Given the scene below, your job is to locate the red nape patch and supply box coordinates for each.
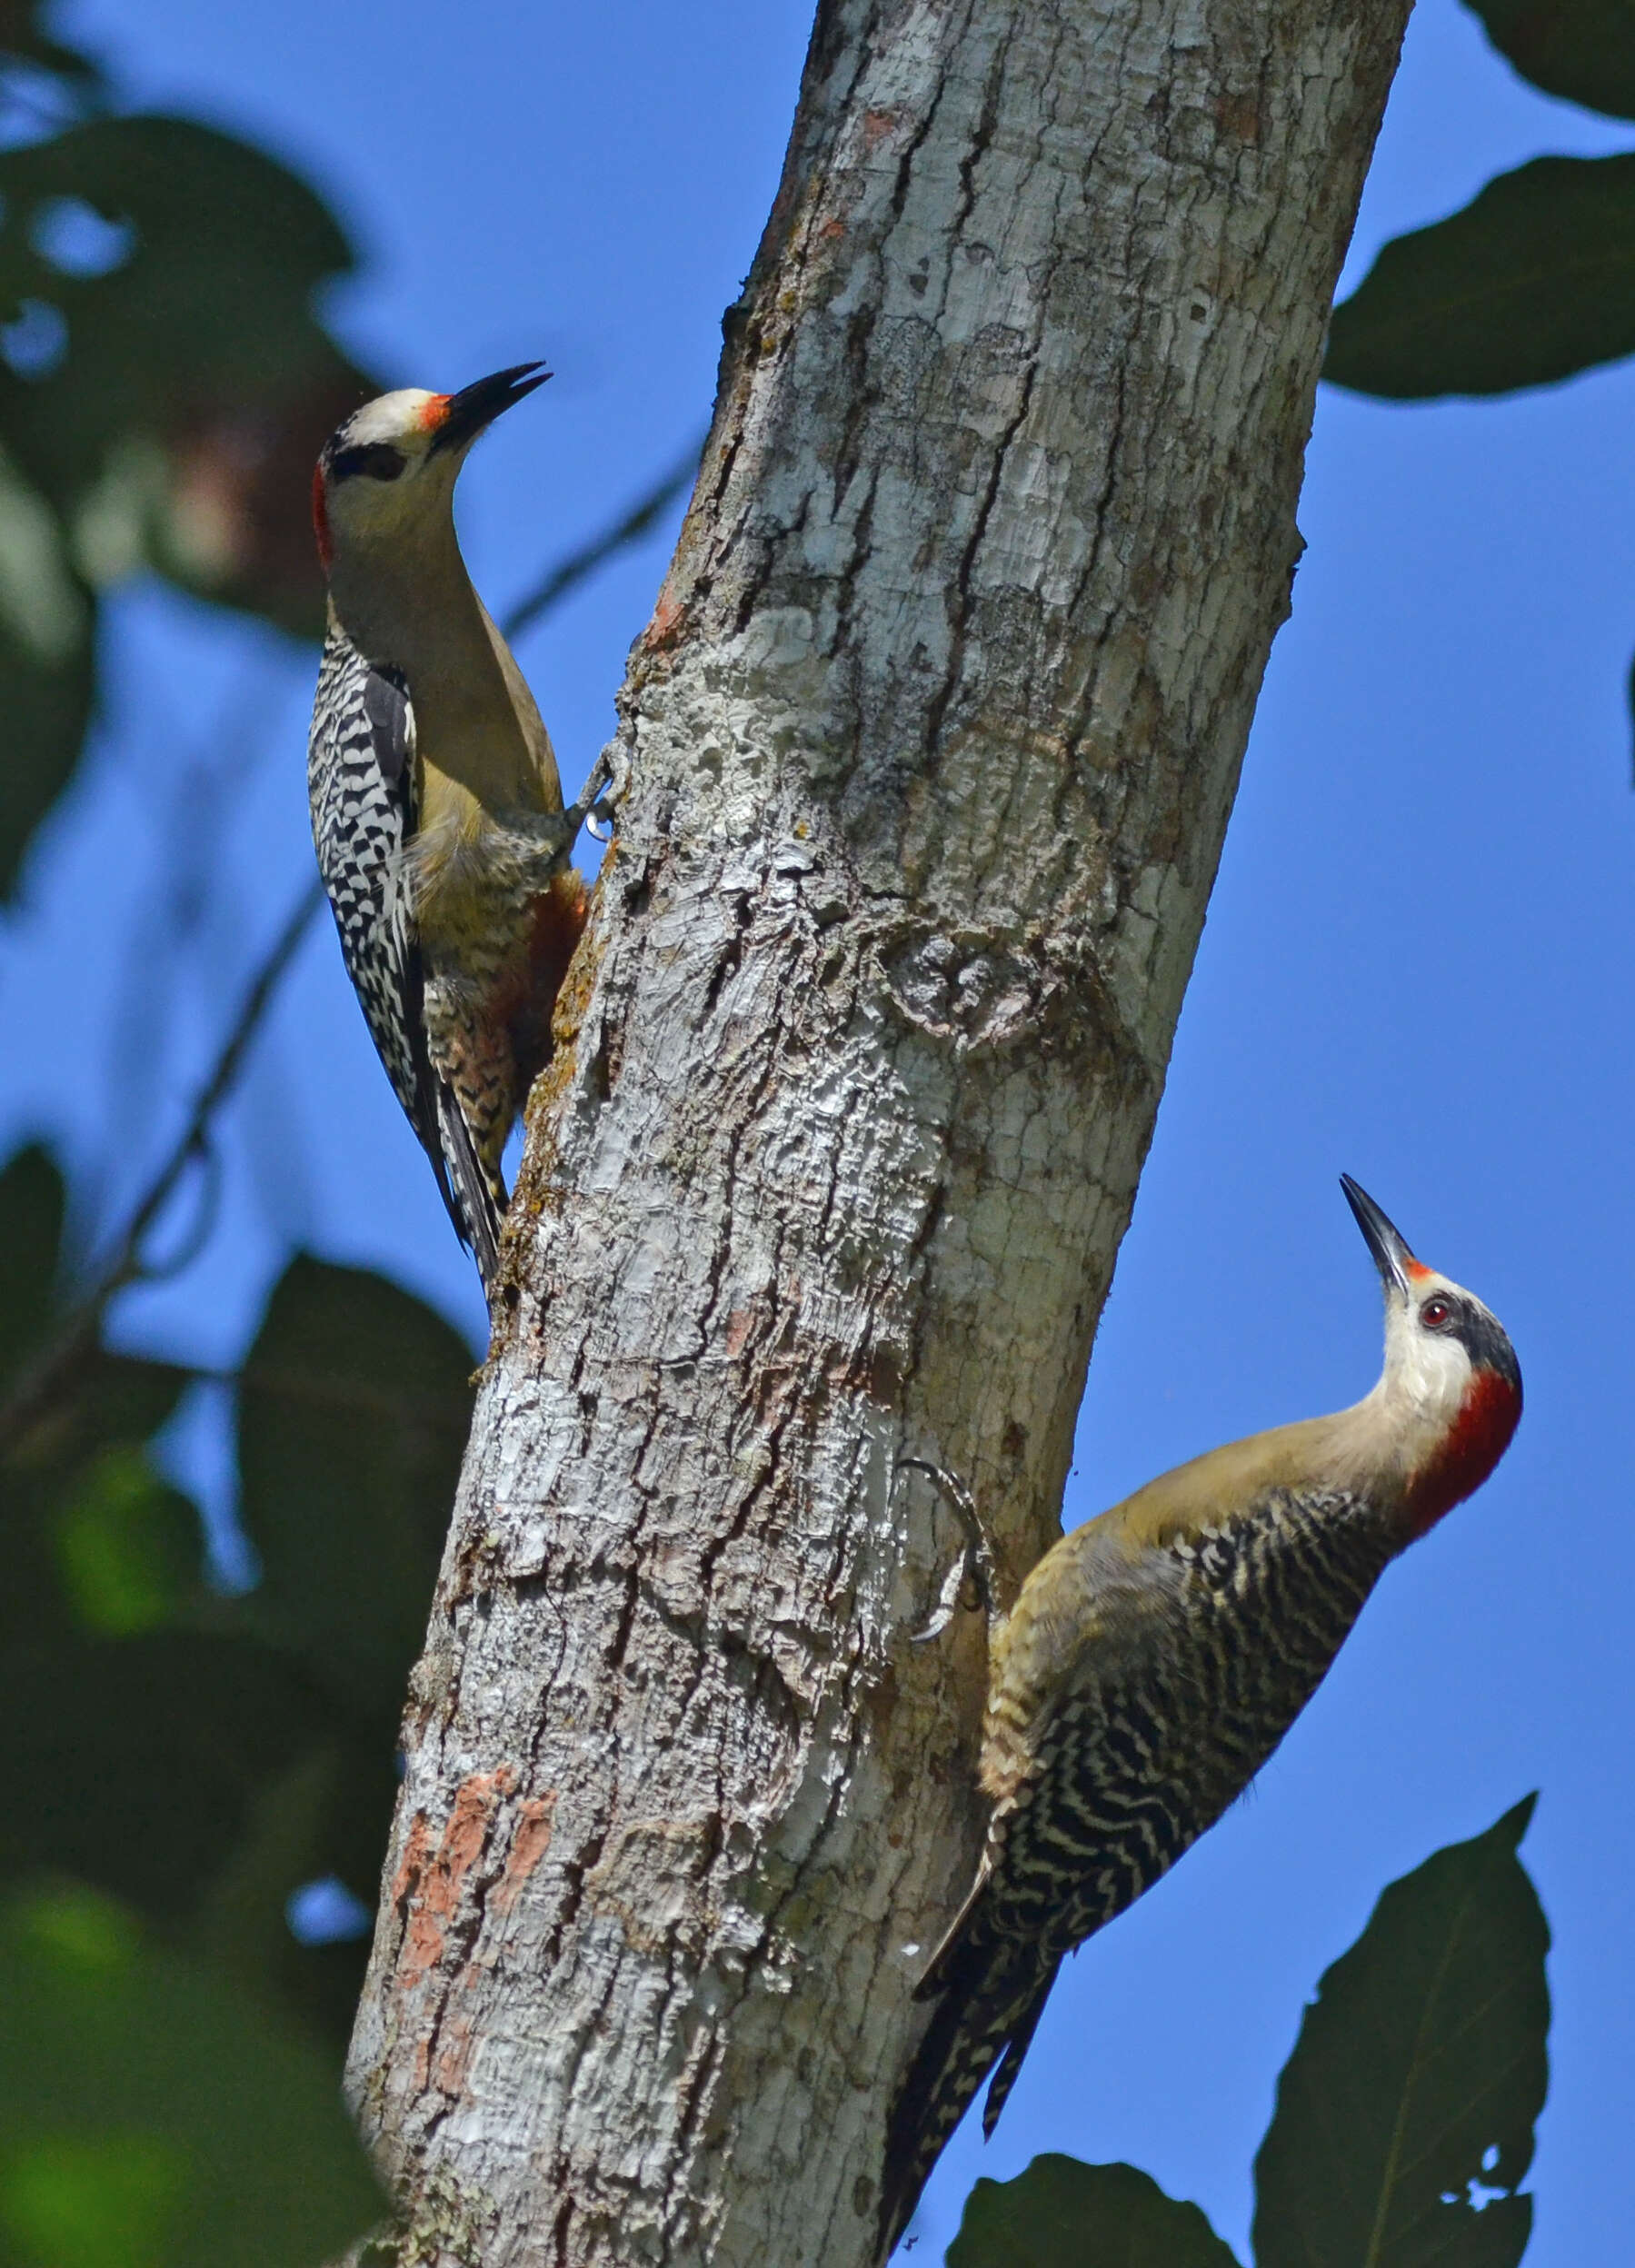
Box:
[311,462,332,572]
[419,393,452,432]
[1404,1368,1522,1539]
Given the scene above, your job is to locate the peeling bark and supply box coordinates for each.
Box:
[344,3,1410,2262]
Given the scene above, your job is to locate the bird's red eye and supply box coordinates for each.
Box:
[1421,1298,1452,1328]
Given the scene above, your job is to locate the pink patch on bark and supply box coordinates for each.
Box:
[395,1766,520,1979]
[493,1793,559,1917]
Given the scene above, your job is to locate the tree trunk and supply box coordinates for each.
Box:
[344,2,1409,2261]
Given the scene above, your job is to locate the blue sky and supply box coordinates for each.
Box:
[11,2,1634,2259]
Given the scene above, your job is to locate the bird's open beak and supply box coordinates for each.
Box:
[428,361,551,456]
[1340,1174,1417,1298]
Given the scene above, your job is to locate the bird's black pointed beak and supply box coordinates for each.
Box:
[1340,1174,1417,1298]
[428,360,551,456]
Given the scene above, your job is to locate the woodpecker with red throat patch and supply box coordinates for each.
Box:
[308,363,587,1288]
[880,1178,1521,2255]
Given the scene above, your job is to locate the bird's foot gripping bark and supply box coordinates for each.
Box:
[897,1458,1000,1644]
[570,737,630,844]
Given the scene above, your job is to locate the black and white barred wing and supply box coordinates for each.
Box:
[307,625,497,1277]
[308,627,423,1117]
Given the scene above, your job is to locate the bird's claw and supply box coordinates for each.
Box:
[898,1457,998,1643]
[568,741,632,849]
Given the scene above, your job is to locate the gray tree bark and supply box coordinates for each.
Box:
[344,2,1409,2262]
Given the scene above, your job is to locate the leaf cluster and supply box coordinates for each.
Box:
[1328,0,1635,400]
[946,1801,1550,2268]
[0,1141,479,2264]
[0,1,382,900]
[1323,3,1635,773]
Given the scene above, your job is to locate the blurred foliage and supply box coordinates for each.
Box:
[0,4,1572,2261]
[0,1880,383,2267]
[0,1,380,900]
[0,1138,474,2254]
[947,1803,1550,2268]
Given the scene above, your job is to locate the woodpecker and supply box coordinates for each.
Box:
[880,1178,1521,2254]
[307,363,587,1288]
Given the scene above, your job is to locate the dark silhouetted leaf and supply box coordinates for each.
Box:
[0,108,382,879]
[0,114,354,429]
[192,1750,373,2054]
[1253,1797,1548,2268]
[0,2,107,101]
[0,115,374,631]
[948,2155,1241,2268]
[0,579,95,900]
[1326,155,1635,398]
[1463,0,1635,122]
[0,1146,62,1391]
[237,1256,474,1725]
[0,1139,190,1597]
[59,1351,192,1462]
[0,1634,330,1921]
[0,1880,381,2267]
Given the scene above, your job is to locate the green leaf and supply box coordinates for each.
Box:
[0,611,95,899]
[0,2133,187,2268]
[947,2155,1242,2268]
[0,1880,382,2268]
[51,1446,201,1634]
[1252,1797,1549,2268]
[236,1256,474,1726]
[1326,154,1635,398]
[0,1633,330,1922]
[3,1351,195,1642]
[1462,0,1635,123]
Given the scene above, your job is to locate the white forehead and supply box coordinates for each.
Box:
[342,388,444,448]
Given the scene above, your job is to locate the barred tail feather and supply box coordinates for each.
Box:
[434,1078,504,1289]
[878,1935,1059,2261]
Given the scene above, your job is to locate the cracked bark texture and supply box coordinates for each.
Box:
[344,3,1410,2263]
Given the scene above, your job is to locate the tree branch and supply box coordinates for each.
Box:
[500,433,703,644]
[346,4,1412,2263]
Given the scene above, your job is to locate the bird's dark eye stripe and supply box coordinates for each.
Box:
[330,443,406,483]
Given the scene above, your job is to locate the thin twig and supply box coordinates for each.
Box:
[0,883,324,1455]
[500,430,703,643]
[102,882,325,1293]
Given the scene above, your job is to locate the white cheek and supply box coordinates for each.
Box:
[1396,1328,1471,1423]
